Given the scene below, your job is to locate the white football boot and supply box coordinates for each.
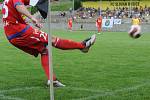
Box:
[81,34,96,53]
[47,80,66,87]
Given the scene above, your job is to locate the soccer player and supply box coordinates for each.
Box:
[96,16,102,33]
[1,0,96,87]
[128,15,141,38]
[67,18,72,31]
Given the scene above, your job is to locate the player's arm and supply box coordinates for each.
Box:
[15,4,42,28]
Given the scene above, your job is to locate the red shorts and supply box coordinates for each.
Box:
[8,24,48,57]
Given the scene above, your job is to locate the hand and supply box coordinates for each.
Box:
[31,17,43,29]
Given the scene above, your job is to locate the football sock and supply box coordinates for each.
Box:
[41,53,56,81]
[53,37,85,50]
[98,28,101,32]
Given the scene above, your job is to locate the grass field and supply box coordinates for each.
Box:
[1,29,150,100]
[51,0,73,11]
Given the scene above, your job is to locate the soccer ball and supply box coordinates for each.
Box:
[129,27,141,39]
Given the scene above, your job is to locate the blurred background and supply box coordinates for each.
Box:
[0,0,150,32]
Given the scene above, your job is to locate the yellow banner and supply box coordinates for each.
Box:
[110,1,140,7]
[82,1,150,10]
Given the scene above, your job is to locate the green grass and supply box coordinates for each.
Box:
[51,0,73,11]
[1,28,150,100]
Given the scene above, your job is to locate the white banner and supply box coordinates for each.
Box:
[102,19,114,28]
[114,19,122,24]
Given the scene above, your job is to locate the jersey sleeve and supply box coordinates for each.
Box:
[13,0,24,8]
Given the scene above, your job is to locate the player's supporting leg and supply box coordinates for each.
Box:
[99,25,102,33]
[98,27,101,33]
[52,34,96,53]
[41,49,65,87]
[128,25,134,34]
[41,50,56,81]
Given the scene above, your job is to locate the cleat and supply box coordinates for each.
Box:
[53,80,66,87]
[47,80,65,87]
[97,32,101,35]
[81,34,96,53]
[47,80,51,86]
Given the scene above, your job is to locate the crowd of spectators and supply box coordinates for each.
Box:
[107,6,150,18]
[74,6,150,20]
[75,7,97,19]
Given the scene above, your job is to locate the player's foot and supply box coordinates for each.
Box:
[97,32,101,35]
[81,34,96,53]
[53,80,66,87]
[47,80,66,87]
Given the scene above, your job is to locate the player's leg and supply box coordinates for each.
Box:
[133,25,141,38]
[99,24,102,32]
[135,25,141,35]
[98,26,101,33]
[68,24,72,30]
[52,34,96,53]
[128,25,135,34]
[70,24,72,30]
[41,49,65,87]
[52,36,84,50]
[41,49,56,81]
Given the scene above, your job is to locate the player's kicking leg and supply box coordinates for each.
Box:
[52,34,96,52]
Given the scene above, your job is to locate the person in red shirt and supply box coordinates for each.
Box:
[68,18,72,30]
[2,0,96,87]
[96,16,102,33]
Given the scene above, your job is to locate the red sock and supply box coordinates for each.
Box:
[41,53,56,81]
[98,27,101,32]
[53,38,85,50]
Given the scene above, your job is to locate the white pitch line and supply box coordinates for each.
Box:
[64,87,107,93]
[0,94,24,100]
[0,86,41,93]
[0,86,41,100]
[70,82,149,100]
